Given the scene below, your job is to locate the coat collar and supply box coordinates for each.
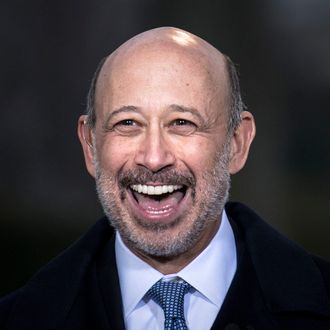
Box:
[225,202,330,316]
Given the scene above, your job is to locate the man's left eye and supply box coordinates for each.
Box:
[169,119,197,135]
[172,119,195,126]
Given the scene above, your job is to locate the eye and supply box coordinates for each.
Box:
[173,119,194,126]
[110,118,141,135]
[117,119,136,126]
[169,118,197,135]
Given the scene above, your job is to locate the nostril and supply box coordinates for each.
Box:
[134,131,175,172]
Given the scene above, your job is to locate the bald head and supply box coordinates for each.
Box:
[86,27,244,132]
[104,27,226,74]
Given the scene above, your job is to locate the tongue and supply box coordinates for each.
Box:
[133,191,184,211]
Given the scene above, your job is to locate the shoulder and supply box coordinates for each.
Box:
[0,217,114,329]
[225,201,330,320]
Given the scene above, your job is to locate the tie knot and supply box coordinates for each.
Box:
[147,279,191,319]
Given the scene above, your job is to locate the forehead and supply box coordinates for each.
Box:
[95,39,230,116]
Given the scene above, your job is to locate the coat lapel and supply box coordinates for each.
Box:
[96,236,126,330]
[211,216,279,330]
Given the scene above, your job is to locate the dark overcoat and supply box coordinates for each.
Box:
[1,202,330,329]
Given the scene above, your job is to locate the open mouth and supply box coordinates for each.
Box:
[127,183,189,221]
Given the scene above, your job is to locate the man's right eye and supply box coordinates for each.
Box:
[109,119,141,135]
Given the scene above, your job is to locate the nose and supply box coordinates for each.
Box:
[134,125,175,172]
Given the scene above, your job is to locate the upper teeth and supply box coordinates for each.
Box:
[130,184,183,195]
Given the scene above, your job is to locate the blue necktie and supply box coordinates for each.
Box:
[147,279,191,330]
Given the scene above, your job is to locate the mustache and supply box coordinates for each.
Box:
[118,167,196,188]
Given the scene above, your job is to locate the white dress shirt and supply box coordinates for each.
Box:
[115,210,237,330]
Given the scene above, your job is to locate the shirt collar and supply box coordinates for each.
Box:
[115,234,163,317]
[176,210,237,307]
[115,210,237,318]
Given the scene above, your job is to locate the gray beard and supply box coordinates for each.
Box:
[94,140,231,258]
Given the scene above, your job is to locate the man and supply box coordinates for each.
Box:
[1,27,329,330]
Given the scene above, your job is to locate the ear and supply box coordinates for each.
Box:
[229,111,256,174]
[77,115,96,178]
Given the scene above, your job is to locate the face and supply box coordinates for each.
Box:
[85,44,234,258]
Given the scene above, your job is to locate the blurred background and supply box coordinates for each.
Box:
[0,0,329,296]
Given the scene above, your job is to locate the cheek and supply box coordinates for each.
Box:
[175,137,219,170]
[96,137,136,171]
